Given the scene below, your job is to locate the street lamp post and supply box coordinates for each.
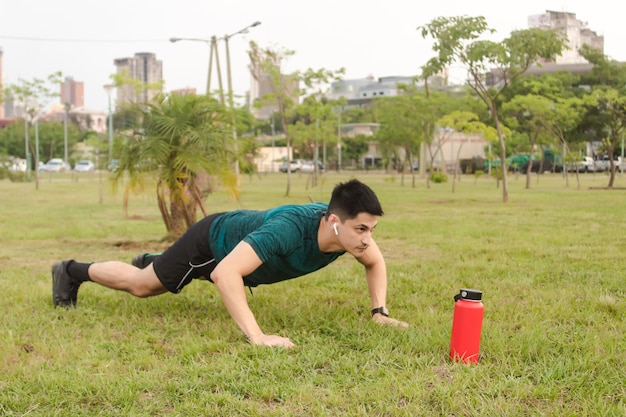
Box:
[223,21,261,178]
[34,115,40,189]
[103,85,114,166]
[24,117,30,181]
[337,108,342,172]
[223,22,261,108]
[170,22,261,178]
[96,148,103,204]
[63,103,70,168]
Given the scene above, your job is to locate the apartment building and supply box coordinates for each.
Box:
[248,54,299,120]
[113,52,163,106]
[60,76,85,107]
[529,10,604,65]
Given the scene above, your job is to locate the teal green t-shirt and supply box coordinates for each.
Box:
[208,203,345,287]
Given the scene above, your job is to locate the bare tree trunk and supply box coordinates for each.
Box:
[156,187,172,235]
[525,136,537,189]
[280,99,292,197]
[169,201,186,240]
[493,111,508,202]
[608,136,618,188]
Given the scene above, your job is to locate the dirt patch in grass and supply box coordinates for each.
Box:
[112,240,170,252]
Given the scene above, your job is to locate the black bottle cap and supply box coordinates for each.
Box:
[455,288,483,301]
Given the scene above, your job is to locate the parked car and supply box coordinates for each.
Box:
[300,160,325,173]
[108,159,120,172]
[567,156,598,173]
[279,159,303,173]
[41,158,70,172]
[74,160,95,172]
[596,155,622,172]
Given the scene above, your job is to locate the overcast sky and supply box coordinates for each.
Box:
[1,0,623,112]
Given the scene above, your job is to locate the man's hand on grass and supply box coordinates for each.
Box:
[248,333,295,348]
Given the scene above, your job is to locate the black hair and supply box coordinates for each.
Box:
[326,179,384,220]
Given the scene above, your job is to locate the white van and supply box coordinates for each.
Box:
[597,155,621,171]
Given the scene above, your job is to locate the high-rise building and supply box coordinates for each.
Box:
[60,76,84,107]
[248,54,299,120]
[528,10,604,65]
[113,52,163,106]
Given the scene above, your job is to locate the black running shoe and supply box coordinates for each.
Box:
[52,260,82,308]
[131,253,153,269]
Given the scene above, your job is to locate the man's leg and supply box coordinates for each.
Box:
[132,253,161,269]
[87,262,168,297]
[52,260,167,308]
[55,213,222,307]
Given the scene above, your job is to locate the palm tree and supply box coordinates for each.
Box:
[112,93,238,239]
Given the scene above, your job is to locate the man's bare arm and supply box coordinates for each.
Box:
[358,239,409,329]
[210,241,295,348]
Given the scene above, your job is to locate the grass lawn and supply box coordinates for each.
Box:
[1,170,625,416]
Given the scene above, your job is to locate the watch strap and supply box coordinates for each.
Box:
[371,307,389,317]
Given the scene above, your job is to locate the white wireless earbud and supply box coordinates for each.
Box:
[333,223,339,236]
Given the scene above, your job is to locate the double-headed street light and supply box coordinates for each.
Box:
[170,21,261,101]
[223,21,261,111]
[169,35,224,102]
[170,21,261,177]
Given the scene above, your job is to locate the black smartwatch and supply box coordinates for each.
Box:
[371,307,389,317]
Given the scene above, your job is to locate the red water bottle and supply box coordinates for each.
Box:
[450,288,484,364]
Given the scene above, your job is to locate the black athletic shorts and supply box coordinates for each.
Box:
[152,212,225,293]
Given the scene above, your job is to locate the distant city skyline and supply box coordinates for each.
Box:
[1,1,624,114]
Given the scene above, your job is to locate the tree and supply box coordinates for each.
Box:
[3,71,63,188]
[0,119,79,179]
[341,135,370,168]
[109,70,164,106]
[534,96,584,188]
[248,41,343,196]
[502,95,555,189]
[503,71,588,186]
[419,16,567,202]
[584,88,626,188]
[292,95,345,187]
[437,110,497,192]
[112,93,237,239]
[248,42,298,196]
[578,44,626,89]
[577,45,626,188]
[372,95,421,183]
[418,93,449,189]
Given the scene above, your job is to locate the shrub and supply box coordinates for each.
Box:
[473,170,485,184]
[430,171,448,183]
